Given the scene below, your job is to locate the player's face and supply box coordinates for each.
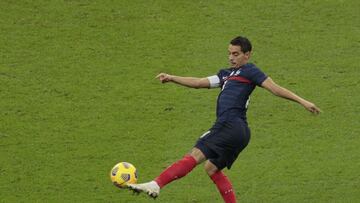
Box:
[228,45,250,68]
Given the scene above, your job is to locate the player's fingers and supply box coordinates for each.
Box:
[157,75,167,82]
[155,73,167,79]
[311,106,321,114]
[155,73,163,79]
[155,73,162,79]
[306,106,314,113]
[313,105,321,113]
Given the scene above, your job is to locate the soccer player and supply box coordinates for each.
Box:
[126,36,321,203]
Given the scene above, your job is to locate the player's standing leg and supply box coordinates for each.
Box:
[205,160,237,203]
[127,148,206,198]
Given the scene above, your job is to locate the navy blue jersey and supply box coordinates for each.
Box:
[207,63,268,122]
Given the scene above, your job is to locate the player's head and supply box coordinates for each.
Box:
[228,36,252,68]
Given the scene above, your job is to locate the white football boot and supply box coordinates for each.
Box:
[127,181,160,199]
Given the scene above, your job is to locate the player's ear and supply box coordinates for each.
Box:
[244,51,251,59]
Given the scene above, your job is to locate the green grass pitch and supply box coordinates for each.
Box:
[0,0,359,202]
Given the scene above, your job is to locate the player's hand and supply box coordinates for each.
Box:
[301,100,321,114]
[156,73,173,83]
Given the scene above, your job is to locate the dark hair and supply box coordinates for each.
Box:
[230,36,252,53]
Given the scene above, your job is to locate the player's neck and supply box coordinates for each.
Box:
[233,62,249,69]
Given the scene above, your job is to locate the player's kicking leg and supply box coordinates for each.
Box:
[127,148,206,199]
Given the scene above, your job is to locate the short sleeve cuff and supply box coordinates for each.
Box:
[258,75,268,86]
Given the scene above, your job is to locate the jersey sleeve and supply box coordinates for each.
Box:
[248,66,268,86]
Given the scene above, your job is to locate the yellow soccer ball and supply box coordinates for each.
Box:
[110,162,138,188]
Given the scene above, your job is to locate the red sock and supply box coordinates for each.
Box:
[210,171,237,203]
[154,155,197,188]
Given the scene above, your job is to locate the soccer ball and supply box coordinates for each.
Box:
[110,162,138,188]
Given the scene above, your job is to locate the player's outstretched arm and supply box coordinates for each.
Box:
[156,73,210,89]
[261,77,321,114]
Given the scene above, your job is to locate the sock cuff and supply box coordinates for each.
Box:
[210,171,226,182]
[154,179,163,188]
[183,154,198,165]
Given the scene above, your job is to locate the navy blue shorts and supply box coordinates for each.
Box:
[195,119,250,170]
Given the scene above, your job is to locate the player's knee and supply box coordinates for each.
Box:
[204,161,218,176]
[189,148,206,164]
